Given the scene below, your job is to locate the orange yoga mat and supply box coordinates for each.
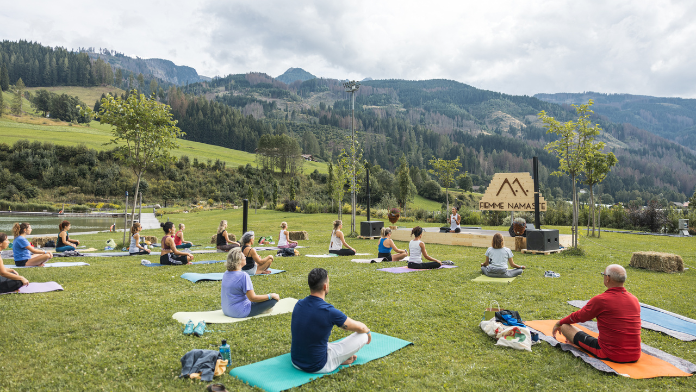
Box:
[526,320,692,379]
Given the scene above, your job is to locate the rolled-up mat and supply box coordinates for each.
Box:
[306,254,338,258]
[172,298,298,324]
[351,258,386,263]
[229,332,412,392]
[472,275,516,283]
[526,319,695,379]
[181,269,286,282]
[5,262,90,268]
[377,265,457,274]
[0,281,64,295]
[568,300,696,341]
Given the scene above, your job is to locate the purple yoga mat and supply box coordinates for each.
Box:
[377,265,458,274]
[0,281,64,295]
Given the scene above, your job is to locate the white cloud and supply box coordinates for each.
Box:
[2,0,696,97]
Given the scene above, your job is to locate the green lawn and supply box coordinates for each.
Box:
[25,86,126,107]
[0,118,328,174]
[2,209,695,391]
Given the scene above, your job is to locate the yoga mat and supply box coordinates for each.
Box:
[0,281,64,295]
[351,258,386,263]
[568,300,696,341]
[181,269,286,282]
[377,265,457,274]
[306,254,338,258]
[172,298,298,324]
[229,332,412,392]
[527,320,695,379]
[471,275,516,283]
[255,246,306,251]
[142,260,226,267]
[6,262,90,268]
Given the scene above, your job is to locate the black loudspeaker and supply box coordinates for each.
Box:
[360,221,384,237]
[526,229,559,251]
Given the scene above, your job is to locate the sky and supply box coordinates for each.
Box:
[2,0,696,98]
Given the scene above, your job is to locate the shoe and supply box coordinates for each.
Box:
[183,320,194,335]
[441,260,455,265]
[544,271,560,278]
[141,259,151,265]
[193,320,206,337]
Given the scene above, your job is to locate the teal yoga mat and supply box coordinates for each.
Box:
[181,269,286,282]
[229,332,412,392]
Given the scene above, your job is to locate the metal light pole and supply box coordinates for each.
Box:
[343,80,360,235]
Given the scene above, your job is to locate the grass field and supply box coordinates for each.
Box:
[25,86,127,107]
[2,209,695,391]
[0,117,328,174]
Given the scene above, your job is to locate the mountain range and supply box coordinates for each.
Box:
[86,51,210,86]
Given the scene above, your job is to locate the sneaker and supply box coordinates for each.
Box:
[441,260,455,265]
[192,320,206,337]
[544,271,560,278]
[140,259,151,266]
[183,320,195,335]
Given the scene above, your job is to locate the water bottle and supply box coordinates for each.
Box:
[219,339,231,363]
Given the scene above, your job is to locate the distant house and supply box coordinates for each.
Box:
[301,154,316,162]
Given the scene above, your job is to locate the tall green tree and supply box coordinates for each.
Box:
[428,156,462,212]
[583,151,618,237]
[114,68,123,88]
[397,155,414,209]
[272,180,279,208]
[289,180,296,201]
[0,87,3,117]
[326,162,335,212]
[0,65,9,91]
[11,78,25,115]
[333,152,351,219]
[258,190,265,210]
[80,90,184,238]
[247,185,255,213]
[540,100,600,248]
[31,89,52,116]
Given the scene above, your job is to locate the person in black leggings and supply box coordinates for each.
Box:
[328,220,356,256]
[407,226,443,269]
[0,232,29,293]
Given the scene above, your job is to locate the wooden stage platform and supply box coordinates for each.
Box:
[389,227,572,249]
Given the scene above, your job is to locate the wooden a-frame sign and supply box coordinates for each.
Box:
[479,173,546,211]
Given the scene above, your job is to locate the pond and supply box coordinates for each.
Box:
[0,213,124,236]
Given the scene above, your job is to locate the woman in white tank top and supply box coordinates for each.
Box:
[328,220,356,256]
[277,222,298,249]
[407,226,453,269]
[448,206,461,233]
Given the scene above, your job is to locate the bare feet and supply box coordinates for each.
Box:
[259,270,272,275]
[341,355,357,366]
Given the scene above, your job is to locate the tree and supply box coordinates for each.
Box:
[80,90,184,237]
[149,80,158,99]
[31,89,52,116]
[11,78,25,115]
[428,156,462,212]
[114,68,122,88]
[540,100,600,248]
[248,185,255,213]
[333,152,351,219]
[272,180,279,209]
[397,155,415,209]
[457,172,473,192]
[258,189,265,210]
[0,88,3,117]
[326,162,335,212]
[0,65,9,91]
[583,151,618,237]
[289,180,296,201]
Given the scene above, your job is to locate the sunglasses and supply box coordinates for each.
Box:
[599,272,608,277]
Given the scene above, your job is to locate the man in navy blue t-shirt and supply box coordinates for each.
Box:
[291,268,371,373]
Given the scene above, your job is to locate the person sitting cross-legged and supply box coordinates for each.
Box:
[291,268,371,373]
[480,233,525,278]
[552,264,641,363]
[240,231,273,275]
[377,227,408,261]
[221,247,279,318]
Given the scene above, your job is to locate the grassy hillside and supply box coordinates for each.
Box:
[25,86,126,107]
[2,209,695,391]
[0,116,328,174]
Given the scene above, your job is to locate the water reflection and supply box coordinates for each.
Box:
[0,214,121,235]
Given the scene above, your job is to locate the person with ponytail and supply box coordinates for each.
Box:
[160,222,194,265]
[128,222,151,255]
[56,220,80,252]
[216,220,239,252]
[174,223,193,249]
[0,232,29,293]
[11,223,53,267]
[328,220,355,256]
[407,226,453,269]
[277,222,298,249]
[377,227,408,261]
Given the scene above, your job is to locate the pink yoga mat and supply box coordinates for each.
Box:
[377,265,457,273]
[0,281,64,294]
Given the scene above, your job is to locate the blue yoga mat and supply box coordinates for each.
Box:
[229,332,412,392]
[641,306,696,336]
[142,260,226,267]
[181,269,286,282]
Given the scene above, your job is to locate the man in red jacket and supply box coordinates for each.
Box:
[552,264,642,363]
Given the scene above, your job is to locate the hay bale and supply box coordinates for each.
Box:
[141,235,158,244]
[31,236,58,247]
[630,251,684,273]
[210,233,236,244]
[288,231,309,241]
[514,236,526,252]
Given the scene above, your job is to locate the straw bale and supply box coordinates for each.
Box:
[630,251,684,273]
[288,231,309,241]
[31,236,58,247]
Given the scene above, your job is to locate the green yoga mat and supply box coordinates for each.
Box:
[472,275,516,283]
[229,332,412,392]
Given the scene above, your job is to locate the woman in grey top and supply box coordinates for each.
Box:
[480,233,525,278]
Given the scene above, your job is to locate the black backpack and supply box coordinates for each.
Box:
[277,248,295,257]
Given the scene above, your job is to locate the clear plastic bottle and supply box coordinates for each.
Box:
[219,339,231,363]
